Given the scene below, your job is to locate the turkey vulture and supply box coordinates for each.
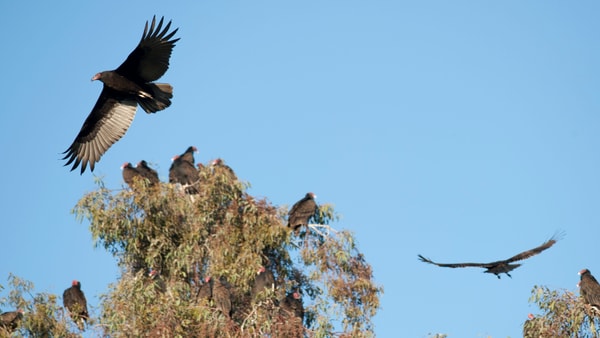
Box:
[169,154,199,194]
[251,266,275,300]
[63,16,179,174]
[0,309,23,332]
[179,146,197,164]
[211,158,237,181]
[279,290,303,321]
[197,276,212,302]
[63,280,89,330]
[137,160,160,186]
[147,269,166,293]
[418,232,563,279]
[579,268,600,311]
[212,277,232,318]
[121,162,142,187]
[288,193,317,233]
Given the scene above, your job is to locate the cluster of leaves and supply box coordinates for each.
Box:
[524,285,600,337]
[70,163,383,337]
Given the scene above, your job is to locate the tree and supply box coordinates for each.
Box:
[60,163,383,337]
[524,285,600,337]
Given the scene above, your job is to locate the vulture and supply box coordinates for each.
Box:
[169,155,199,194]
[63,280,89,330]
[579,268,600,311]
[288,193,317,233]
[417,232,563,279]
[148,269,166,293]
[137,160,160,186]
[179,146,197,164]
[63,16,179,174]
[251,266,275,300]
[0,309,24,332]
[523,313,542,338]
[279,290,304,321]
[212,277,232,318]
[211,158,237,181]
[121,162,142,187]
[197,276,212,302]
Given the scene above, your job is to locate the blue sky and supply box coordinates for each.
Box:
[1,1,599,337]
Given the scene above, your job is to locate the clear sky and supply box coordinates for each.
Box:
[1,1,599,337]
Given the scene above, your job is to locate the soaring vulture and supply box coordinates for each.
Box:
[121,162,142,187]
[0,309,24,332]
[169,155,199,194]
[417,232,563,278]
[288,193,317,233]
[63,280,89,330]
[137,160,160,186]
[579,269,600,311]
[63,16,179,174]
[279,290,304,321]
[251,266,275,300]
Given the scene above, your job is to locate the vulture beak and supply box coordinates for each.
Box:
[91,73,101,81]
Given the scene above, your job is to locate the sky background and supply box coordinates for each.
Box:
[1,1,599,337]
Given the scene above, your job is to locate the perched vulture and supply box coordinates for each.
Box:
[211,158,237,181]
[288,193,317,233]
[137,160,160,186]
[63,280,89,330]
[121,162,142,187]
[251,266,275,300]
[211,277,232,318]
[279,290,304,321]
[63,16,179,174]
[0,309,24,332]
[197,276,213,302]
[179,146,197,164]
[148,269,166,293]
[169,155,199,194]
[418,232,563,279]
[523,313,542,338]
[579,269,600,310]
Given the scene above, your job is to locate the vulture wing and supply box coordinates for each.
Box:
[116,16,179,83]
[63,92,137,174]
[417,255,493,269]
[503,231,563,263]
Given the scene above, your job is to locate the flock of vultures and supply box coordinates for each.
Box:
[2,16,317,334]
[2,14,598,336]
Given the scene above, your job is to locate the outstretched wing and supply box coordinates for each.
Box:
[116,16,180,83]
[417,254,494,269]
[504,231,564,263]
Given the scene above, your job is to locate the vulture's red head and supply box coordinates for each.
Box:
[211,158,223,166]
[149,270,158,278]
[72,280,80,287]
[527,313,534,320]
[91,72,102,81]
[204,276,211,283]
[197,163,204,169]
[579,268,590,276]
[171,155,180,162]
[257,266,266,274]
[121,162,131,170]
[307,192,317,199]
[292,291,301,300]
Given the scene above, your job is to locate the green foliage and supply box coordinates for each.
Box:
[69,165,383,337]
[525,285,600,337]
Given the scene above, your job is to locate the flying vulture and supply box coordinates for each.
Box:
[63,16,179,174]
[169,155,199,194]
[137,160,160,186]
[279,290,304,321]
[417,232,563,278]
[0,309,24,332]
[121,162,142,187]
[251,266,275,300]
[63,280,89,330]
[288,193,317,233]
[579,269,600,311]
